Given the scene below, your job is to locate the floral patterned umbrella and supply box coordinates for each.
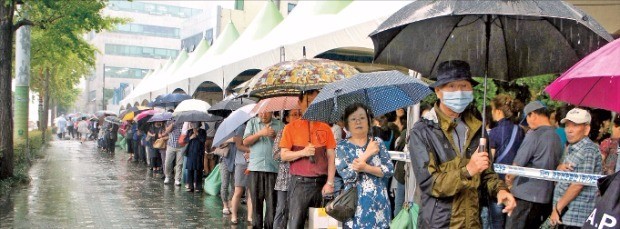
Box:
[248,58,359,99]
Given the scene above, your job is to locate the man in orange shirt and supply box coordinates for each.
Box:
[280,89,336,228]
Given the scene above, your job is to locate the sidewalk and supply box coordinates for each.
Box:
[0,140,243,228]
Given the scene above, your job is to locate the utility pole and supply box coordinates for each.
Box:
[14,3,31,161]
[102,64,106,110]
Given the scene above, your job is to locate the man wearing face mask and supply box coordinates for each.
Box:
[408,60,516,228]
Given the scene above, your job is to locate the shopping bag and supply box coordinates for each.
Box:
[308,207,342,229]
[390,202,419,229]
[204,164,221,196]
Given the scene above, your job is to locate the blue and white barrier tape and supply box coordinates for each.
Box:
[389,151,604,186]
[493,164,604,186]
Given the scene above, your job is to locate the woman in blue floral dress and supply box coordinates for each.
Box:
[335,103,394,229]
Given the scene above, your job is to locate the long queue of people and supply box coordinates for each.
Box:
[108,60,617,229]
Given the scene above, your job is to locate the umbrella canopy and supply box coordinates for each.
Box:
[251,96,300,115]
[95,110,117,118]
[212,104,256,147]
[173,99,211,116]
[303,70,432,124]
[248,58,359,99]
[545,38,620,112]
[148,112,173,123]
[174,111,222,123]
[134,110,158,122]
[161,93,192,107]
[209,97,256,117]
[121,106,151,121]
[148,95,166,107]
[370,0,613,82]
[104,116,122,125]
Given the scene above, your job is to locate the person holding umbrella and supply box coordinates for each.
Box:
[336,103,394,228]
[242,111,284,229]
[407,60,516,228]
[280,90,337,229]
[183,122,207,192]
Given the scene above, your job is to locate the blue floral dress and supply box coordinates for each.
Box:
[335,137,394,229]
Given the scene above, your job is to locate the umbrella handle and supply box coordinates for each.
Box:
[478,137,487,153]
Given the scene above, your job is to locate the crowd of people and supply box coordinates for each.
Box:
[64,60,618,229]
[55,115,108,144]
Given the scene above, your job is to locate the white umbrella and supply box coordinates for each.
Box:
[173,99,211,116]
[212,104,256,147]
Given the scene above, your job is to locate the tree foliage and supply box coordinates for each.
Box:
[24,0,127,108]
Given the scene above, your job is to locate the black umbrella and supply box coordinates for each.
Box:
[370,0,613,147]
[104,116,122,125]
[370,0,613,82]
[208,97,256,117]
[174,111,222,123]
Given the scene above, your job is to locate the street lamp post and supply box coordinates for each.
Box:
[102,64,106,110]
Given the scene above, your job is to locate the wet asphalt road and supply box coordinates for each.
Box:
[0,140,249,228]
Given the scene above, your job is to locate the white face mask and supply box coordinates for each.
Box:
[441,90,474,113]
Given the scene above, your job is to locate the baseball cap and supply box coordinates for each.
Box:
[520,101,546,126]
[561,108,591,124]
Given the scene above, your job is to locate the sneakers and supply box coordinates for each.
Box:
[164,178,170,184]
[175,180,181,186]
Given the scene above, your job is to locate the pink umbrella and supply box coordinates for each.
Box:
[251,96,300,115]
[134,110,158,122]
[545,38,620,112]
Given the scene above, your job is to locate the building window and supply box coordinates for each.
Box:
[104,66,151,79]
[107,1,202,18]
[204,28,214,45]
[105,44,179,59]
[288,3,296,13]
[113,23,180,38]
[235,0,244,10]
[181,32,204,52]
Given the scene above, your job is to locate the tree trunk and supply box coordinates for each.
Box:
[0,1,16,179]
[41,68,50,143]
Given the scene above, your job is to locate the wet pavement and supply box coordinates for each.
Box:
[0,140,250,228]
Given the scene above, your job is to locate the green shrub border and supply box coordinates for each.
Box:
[0,130,51,198]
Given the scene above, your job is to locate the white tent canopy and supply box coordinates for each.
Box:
[122,0,413,106]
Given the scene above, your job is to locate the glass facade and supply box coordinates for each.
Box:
[235,0,244,10]
[105,44,179,59]
[288,3,296,13]
[114,23,180,38]
[104,66,151,79]
[108,1,202,18]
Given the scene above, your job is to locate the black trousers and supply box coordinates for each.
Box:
[248,171,278,229]
[187,169,202,190]
[288,175,326,229]
[506,198,552,229]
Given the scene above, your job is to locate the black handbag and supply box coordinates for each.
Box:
[325,184,357,222]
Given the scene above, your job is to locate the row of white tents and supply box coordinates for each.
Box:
[120,0,413,108]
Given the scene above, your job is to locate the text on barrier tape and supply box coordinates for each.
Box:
[493,164,604,186]
[388,151,604,186]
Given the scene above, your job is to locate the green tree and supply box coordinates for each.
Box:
[0,0,126,179]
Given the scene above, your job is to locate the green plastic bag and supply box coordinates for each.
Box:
[204,164,221,196]
[117,135,127,150]
[390,203,419,229]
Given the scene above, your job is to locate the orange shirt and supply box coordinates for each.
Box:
[280,119,336,177]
